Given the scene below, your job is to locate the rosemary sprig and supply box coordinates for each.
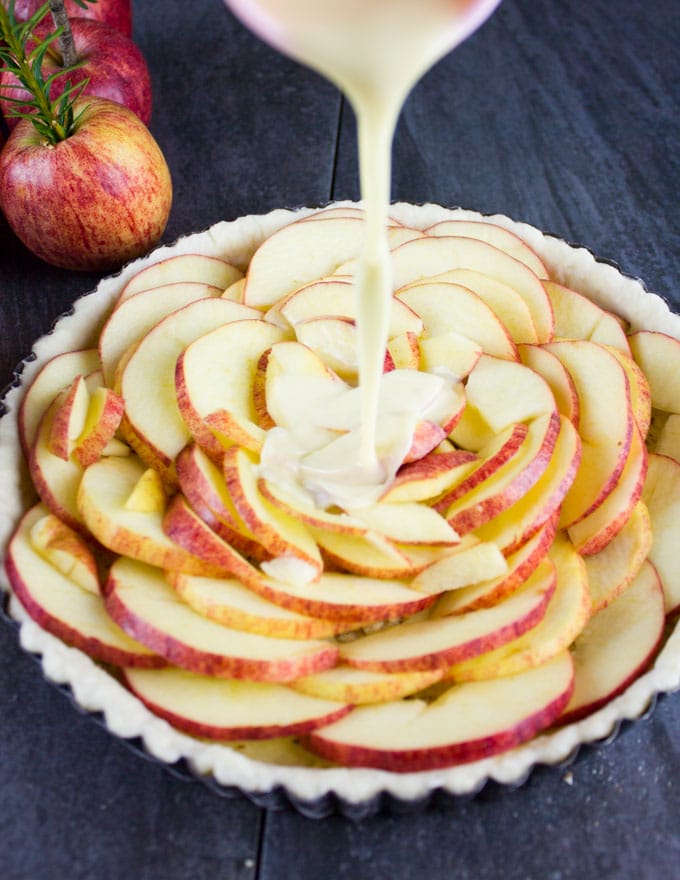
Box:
[0,0,92,143]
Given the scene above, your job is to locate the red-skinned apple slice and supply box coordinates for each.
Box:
[119,298,261,479]
[292,665,444,704]
[29,510,100,594]
[122,666,350,741]
[305,652,574,772]
[389,235,554,343]
[425,219,549,278]
[544,340,634,527]
[258,477,370,535]
[124,466,166,514]
[18,348,101,457]
[117,253,242,303]
[409,536,509,596]
[77,456,231,577]
[47,375,89,460]
[105,558,338,682]
[176,318,287,456]
[518,344,580,426]
[629,330,680,414]
[433,513,558,615]
[446,537,590,682]
[397,281,518,361]
[604,345,652,438]
[72,386,125,469]
[379,449,478,503]
[340,558,555,674]
[474,415,581,555]
[311,528,421,580]
[582,501,652,614]
[167,571,361,639]
[559,560,665,725]
[99,281,223,385]
[544,280,630,352]
[641,452,680,613]
[345,501,459,546]
[6,505,164,668]
[387,330,420,370]
[418,329,482,380]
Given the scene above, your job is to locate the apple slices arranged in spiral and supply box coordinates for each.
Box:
[6,208,680,772]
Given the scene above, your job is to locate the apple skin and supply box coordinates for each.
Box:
[12,0,132,36]
[0,18,151,129]
[0,97,172,271]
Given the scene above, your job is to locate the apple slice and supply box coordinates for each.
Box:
[345,501,459,546]
[123,666,350,741]
[409,536,509,596]
[641,452,680,613]
[6,505,164,668]
[397,281,518,360]
[72,386,125,469]
[518,344,580,426]
[603,345,652,439]
[544,340,634,527]
[390,235,554,343]
[629,330,680,414]
[175,318,287,455]
[582,501,652,614]
[567,423,647,555]
[124,467,167,514]
[543,281,630,352]
[77,456,231,577]
[446,537,591,682]
[99,281,223,385]
[560,561,665,724]
[305,651,574,771]
[105,557,338,682]
[18,348,101,456]
[119,298,261,478]
[473,415,581,555]
[293,315,363,382]
[418,329,482,380]
[340,558,554,673]
[258,476,369,536]
[426,219,549,278]
[117,253,242,303]
[47,374,89,461]
[292,665,444,704]
[379,449,478,503]
[167,571,359,639]
[29,509,100,594]
[387,330,420,370]
[311,528,422,580]
[432,513,557,615]
[222,446,322,578]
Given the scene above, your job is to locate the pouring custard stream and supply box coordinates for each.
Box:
[225,0,502,504]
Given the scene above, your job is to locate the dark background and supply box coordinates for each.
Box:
[1,0,679,877]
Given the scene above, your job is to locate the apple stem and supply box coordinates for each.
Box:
[49,0,78,69]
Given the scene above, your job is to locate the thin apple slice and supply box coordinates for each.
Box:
[518,344,580,426]
[430,268,539,344]
[258,476,369,535]
[29,510,100,594]
[167,571,360,639]
[294,315,363,382]
[473,416,580,555]
[387,330,420,370]
[544,281,630,352]
[117,253,242,303]
[305,652,574,771]
[340,559,555,673]
[77,456,230,577]
[345,501,459,545]
[292,665,444,704]
[176,318,287,455]
[544,340,634,527]
[603,345,652,439]
[629,330,680,414]
[312,528,423,580]
[389,235,554,343]
[418,329,482,379]
[72,386,125,469]
[105,557,338,682]
[223,447,322,579]
[122,666,350,741]
[47,374,89,460]
[409,537,510,596]
[433,513,557,615]
[6,505,164,668]
[567,423,647,555]
[641,452,680,613]
[124,467,167,514]
[560,560,665,724]
[426,219,549,278]
[379,449,478,503]
[99,281,224,385]
[18,348,101,456]
[119,298,261,479]
[446,537,590,682]
[397,281,518,360]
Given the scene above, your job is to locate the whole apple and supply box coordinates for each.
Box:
[0,17,151,129]
[10,0,132,36]
[0,96,172,272]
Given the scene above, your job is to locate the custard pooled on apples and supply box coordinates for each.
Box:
[7,206,679,772]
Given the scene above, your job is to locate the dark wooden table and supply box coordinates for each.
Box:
[1,0,679,876]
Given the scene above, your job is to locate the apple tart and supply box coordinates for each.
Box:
[2,202,680,812]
